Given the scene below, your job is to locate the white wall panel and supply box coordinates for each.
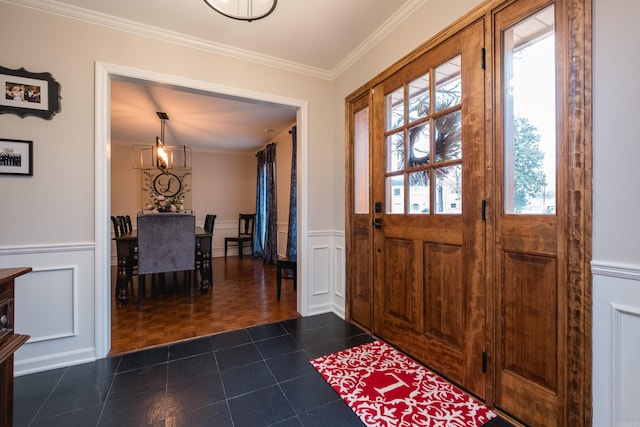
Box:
[332,245,345,318]
[311,245,329,296]
[15,266,78,342]
[0,243,96,375]
[612,303,640,426]
[303,231,346,317]
[592,261,640,427]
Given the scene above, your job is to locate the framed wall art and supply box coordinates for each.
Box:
[0,138,33,176]
[141,168,192,210]
[1,66,61,119]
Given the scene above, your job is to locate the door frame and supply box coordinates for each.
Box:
[94,62,310,358]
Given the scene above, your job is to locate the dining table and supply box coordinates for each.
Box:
[113,226,212,305]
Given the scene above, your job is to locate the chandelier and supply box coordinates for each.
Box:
[203,0,277,22]
[132,112,191,172]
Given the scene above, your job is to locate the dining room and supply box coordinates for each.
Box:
[109,78,299,354]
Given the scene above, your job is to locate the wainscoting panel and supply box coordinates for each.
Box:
[305,231,345,317]
[332,245,345,318]
[312,245,329,296]
[612,303,640,426]
[592,261,640,427]
[15,266,78,342]
[0,243,96,375]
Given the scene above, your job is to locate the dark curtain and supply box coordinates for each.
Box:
[253,143,278,263]
[286,126,297,259]
[253,150,266,258]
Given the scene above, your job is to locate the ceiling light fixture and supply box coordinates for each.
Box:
[203,0,277,22]
[156,112,169,173]
[131,112,191,172]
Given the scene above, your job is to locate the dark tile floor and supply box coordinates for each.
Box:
[14,313,374,427]
[14,313,514,427]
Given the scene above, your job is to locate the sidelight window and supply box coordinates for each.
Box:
[503,5,556,214]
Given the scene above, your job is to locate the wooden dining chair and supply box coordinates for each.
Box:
[196,214,216,285]
[136,212,196,310]
[110,216,124,238]
[111,215,136,297]
[224,213,255,258]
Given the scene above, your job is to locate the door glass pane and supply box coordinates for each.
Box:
[386,132,404,173]
[408,123,430,167]
[408,72,430,123]
[386,175,404,214]
[435,165,462,214]
[435,55,462,112]
[504,5,556,214]
[435,110,462,162]
[409,171,429,214]
[386,87,404,131]
[354,107,369,214]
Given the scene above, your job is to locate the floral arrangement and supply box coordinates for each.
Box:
[145,194,185,213]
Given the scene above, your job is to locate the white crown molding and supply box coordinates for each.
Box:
[4,0,333,80]
[332,0,426,78]
[4,0,424,81]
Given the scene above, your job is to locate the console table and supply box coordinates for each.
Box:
[0,267,31,427]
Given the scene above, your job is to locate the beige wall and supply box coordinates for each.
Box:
[0,3,332,247]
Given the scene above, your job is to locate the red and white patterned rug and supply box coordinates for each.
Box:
[310,340,497,427]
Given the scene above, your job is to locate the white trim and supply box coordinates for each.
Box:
[334,245,344,299]
[5,0,331,80]
[25,265,80,343]
[592,260,640,281]
[95,61,309,358]
[14,347,96,376]
[610,302,640,427]
[332,0,426,78]
[4,0,425,81]
[0,242,94,255]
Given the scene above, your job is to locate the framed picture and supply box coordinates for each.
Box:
[1,66,61,119]
[0,138,33,176]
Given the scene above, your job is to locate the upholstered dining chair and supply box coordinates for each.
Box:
[136,212,196,310]
[224,213,255,258]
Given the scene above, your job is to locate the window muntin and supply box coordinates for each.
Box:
[384,54,463,215]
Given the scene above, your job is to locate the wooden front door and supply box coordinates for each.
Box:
[370,20,487,397]
[346,0,591,424]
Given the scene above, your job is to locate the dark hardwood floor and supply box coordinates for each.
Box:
[110,256,299,355]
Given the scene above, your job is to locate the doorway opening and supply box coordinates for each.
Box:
[95,62,309,358]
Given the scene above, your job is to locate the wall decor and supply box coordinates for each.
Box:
[141,168,192,210]
[1,66,61,119]
[0,138,33,176]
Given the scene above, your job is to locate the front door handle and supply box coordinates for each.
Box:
[372,218,383,229]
